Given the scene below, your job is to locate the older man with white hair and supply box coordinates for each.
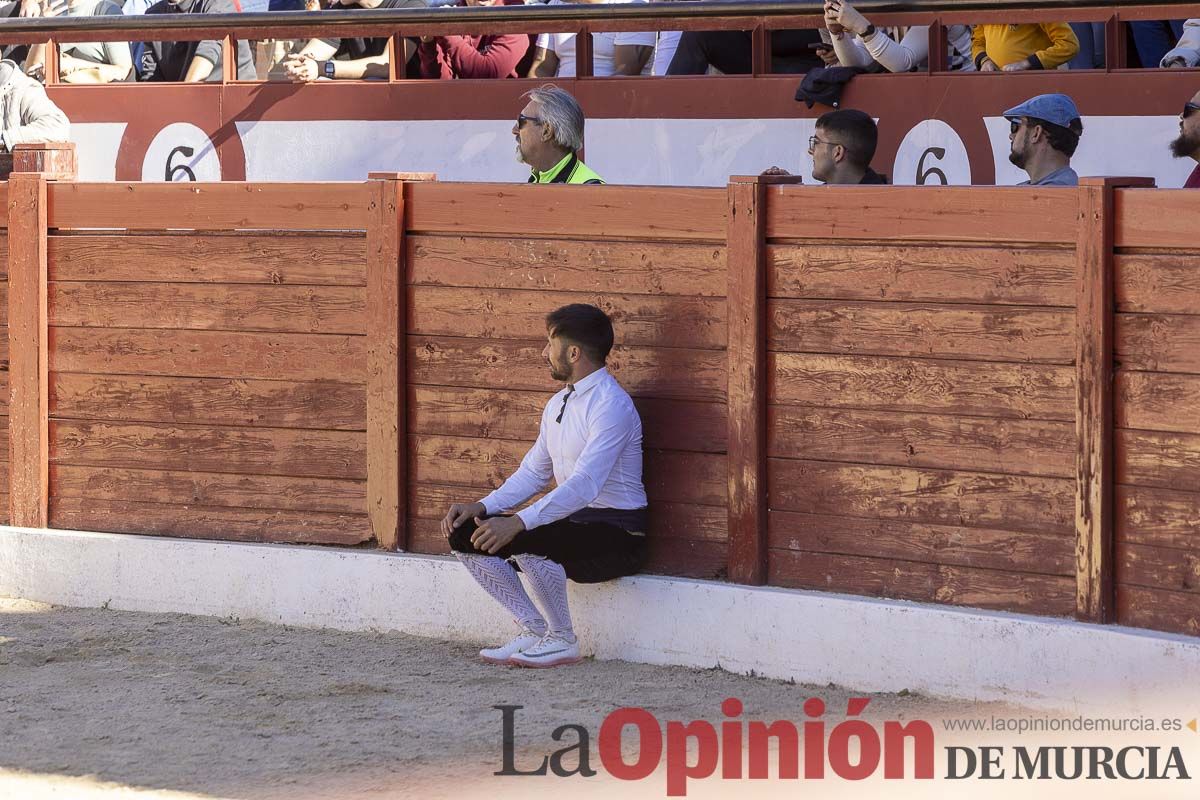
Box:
[512,85,604,184]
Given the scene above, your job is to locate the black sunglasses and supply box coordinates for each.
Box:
[516,113,543,128]
[1184,102,1200,119]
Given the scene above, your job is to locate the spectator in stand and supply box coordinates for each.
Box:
[763,109,886,185]
[1162,19,1200,68]
[281,0,426,82]
[418,0,529,79]
[823,0,974,72]
[667,27,824,74]
[139,0,256,81]
[514,85,603,184]
[0,56,70,148]
[1068,22,1104,69]
[1130,20,1187,67]
[528,0,654,77]
[1003,93,1082,186]
[1170,88,1200,188]
[973,22,1078,71]
[25,0,134,83]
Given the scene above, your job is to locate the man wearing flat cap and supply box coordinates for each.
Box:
[1003,93,1083,186]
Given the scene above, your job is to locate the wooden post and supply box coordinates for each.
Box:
[7,173,49,527]
[1103,14,1126,70]
[726,173,801,584]
[927,19,948,72]
[365,172,434,550]
[12,143,77,181]
[44,39,60,86]
[576,27,593,78]
[751,24,770,76]
[221,36,237,83]
[1074,176,1153,622]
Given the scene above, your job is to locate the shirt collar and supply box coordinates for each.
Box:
[567,366,609,396]
[530,151,576,184]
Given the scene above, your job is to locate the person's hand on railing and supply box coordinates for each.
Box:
[1163,57,1187,68]
[979,56,999,71]
[1001,60,1031,72]
[282,52,320,82]
[762,166,798,178]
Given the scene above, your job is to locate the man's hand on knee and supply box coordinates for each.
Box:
[470,515,526,555]
[441,501,485,538]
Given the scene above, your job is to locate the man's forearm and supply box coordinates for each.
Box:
[183,54,216,82]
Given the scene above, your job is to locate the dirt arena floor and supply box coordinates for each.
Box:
[1,598,1194,800]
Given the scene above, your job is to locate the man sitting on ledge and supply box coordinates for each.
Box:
[441,304,648,668]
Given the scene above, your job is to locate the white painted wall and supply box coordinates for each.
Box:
[2,526,1196,717]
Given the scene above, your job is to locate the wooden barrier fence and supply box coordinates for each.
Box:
[3,158,1197,638]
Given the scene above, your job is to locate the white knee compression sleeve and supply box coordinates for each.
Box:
[455,551,546,634]
[511,554,574,640]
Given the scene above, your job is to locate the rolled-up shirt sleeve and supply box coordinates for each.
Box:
[512,399,636,531]
[479,421,553,517]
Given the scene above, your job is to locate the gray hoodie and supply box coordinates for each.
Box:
[0,60,71,151]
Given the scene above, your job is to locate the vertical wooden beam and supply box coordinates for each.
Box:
[44,39,60,86]
[726,174,800,584]
[576,27,593,78]
[221,36,237,83]
[1074,176,1153,622]
[750,23,769,76]
[8,173,49,528]
[366,176,404,551]
[927,19,948,72]
[1103,14,1126,70]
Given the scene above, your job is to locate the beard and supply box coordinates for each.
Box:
[515,140,527,164]
[1008,145,1027,169]
[1170,130,1199,159]
[548,359,571,383]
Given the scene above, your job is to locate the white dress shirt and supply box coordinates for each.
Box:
[479,367,647,531]
[536,0,656,77]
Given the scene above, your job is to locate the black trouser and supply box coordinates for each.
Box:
[448,515,646,584]
[667,29,824,75]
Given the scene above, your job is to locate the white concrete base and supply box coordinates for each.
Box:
[2,526,1196,716]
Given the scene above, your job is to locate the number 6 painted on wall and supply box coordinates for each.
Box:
[916,147,947,185]
[166,145,198,182]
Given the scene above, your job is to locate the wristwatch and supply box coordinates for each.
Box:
[322,60,336,79]
[861,24,877,40]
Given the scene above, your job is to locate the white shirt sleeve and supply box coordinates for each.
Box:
[862,25,930,73]
[1162,19,1200,67]
[614,31,657,49]
[535,32,554,53]
[830,32,875,69]
[479,420,553,517]
[513,397,637,531]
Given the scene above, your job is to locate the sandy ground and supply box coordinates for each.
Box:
[1,598,1195,800]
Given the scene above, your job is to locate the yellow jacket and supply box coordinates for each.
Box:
[972,23,1079,70]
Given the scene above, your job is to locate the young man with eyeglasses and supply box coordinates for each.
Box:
[441,304,647,668]
[1170,89,1200,188]
[512,85,604,184]
[762,108,885,184]
[1003,93,1083,187]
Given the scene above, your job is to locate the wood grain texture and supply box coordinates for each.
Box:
[768,458,1074,536]
[50,282,366,334]
[768,405,1073,478]
[1119,542,1200,595]
[1117,485,1200,551]
[770,353,1074,421]
[50,373,366,430]
[49,234,367,286]
[48,183,371,232]
[51,420,366,479]
[1113,188,1200,249]
[726,179,767,584]
[1117,428,1200,492]
[7,173,48,527]
[405,182,726,241]
[0,234,8,278]
[1116,371,1200,434]
[410,337,725,402]
[366,178,403,550]
[1116,313,1200,373]
[51,464,366,514]
[1075,181,1114,623]
[1116,585,1200,636]
[769,511,1073,573]
[410,386,727,454]
[768,549,1075,614]
[49,497,371,545]
[408,286,727,350]
[769,300,1072,364]
[409,434,727,506]
[1116,253,1200,314]
[409,236,726,297]
[768,244,1074,306]
[765,186,1079,244]
[52,328,367,382]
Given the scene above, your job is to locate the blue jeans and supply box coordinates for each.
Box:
[1129,20,1186,68]
[1069,22,1105,68]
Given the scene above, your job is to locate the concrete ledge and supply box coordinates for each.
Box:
[2,526,1196,715]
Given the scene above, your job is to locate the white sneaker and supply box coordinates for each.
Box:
[508,633,581,668]
[479,628,543,665]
